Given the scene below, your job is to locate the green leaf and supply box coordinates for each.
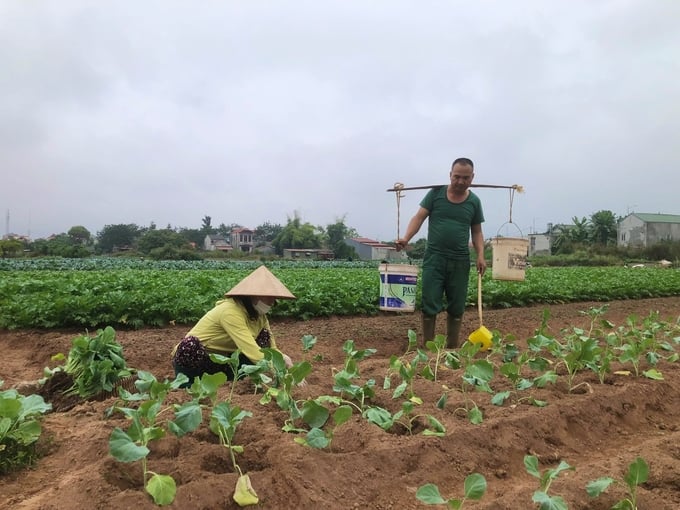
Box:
[624,457,649,488]
[301,334,317,352]
[18,394,52,419]
[464,473,487,500]
[642,368,663,380]
[290,361,313,383]
[415,483,447,504]
[108,427,149,462]
[382,376,392,390]
[419,365,435,381]
[524,455,540,478]
[407,329,418,349]
[532,491,568,510]
[0,416,12,437]
[467,360,494,383]
[534,371,558,388]
[12,420,42,445]
[363,407,394,430]
[208,352,229,365]
[468,406,483,424]
[146,473,177,506]
[491,391,511,406]
[425,415,446,435]
[301,400,330,429]
[169,402,203,436]
[304,428,330,449]
[196,371,228,396]
[517,378,534,391]
[586,477,614,497]
[392,381,407,399]
[332,405,353,427]
[263,348,287,373]
[547,460,574,482]
[0,396,22,420]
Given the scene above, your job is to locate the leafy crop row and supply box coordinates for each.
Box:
[417,455,649,509]
[1,266,679,329]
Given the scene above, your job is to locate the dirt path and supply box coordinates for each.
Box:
[1,297,680,509]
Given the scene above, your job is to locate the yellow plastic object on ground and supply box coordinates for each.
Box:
[468,272,492,351]
[468,324,493,350]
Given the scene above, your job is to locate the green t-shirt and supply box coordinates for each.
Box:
[420,186,484,260]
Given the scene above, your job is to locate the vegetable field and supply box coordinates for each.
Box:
[1,261,680,509]
[2,260,680,329]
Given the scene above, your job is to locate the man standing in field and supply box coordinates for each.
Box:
[395,157,487,347]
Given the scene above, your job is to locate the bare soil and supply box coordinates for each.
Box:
[2,297,680,510]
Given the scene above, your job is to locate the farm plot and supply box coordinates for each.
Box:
[1,297,680,510]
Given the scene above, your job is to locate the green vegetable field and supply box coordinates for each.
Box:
[1,259,679,329]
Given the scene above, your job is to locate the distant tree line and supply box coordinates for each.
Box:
[7,212,361,260]
[4,208,678,263]
[549,210,619,255]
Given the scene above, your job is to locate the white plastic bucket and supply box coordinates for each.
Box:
[378,263,419,312]
[491,237,529,281]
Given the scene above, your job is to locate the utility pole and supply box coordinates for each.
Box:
[5,209,9,238]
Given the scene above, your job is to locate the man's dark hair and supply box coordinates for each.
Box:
[452,157,474,169]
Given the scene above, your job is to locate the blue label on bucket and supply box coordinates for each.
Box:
[380,273,418,285]
[380,296,413,308]
[379,270,418,311]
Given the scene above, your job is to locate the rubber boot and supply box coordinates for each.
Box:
[421,314,436,346]
[446,315,463,349]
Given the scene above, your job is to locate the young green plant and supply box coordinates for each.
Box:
[248,348,312,421]
[108,371,200,506]
[586,456,648,510]
[416,473,487,509]
[547,325,598,393]
[422,332,453,382]
[524,454,574,510]
[293,398,353,449]
[0,380,52,474]
[209,400,257,506]
[492,343,553,407]
[383,337,428,404]
[437,342,494,424]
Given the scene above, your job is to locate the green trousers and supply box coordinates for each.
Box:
[421,252,471,316]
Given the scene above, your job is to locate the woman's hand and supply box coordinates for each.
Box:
[281,353,307,386]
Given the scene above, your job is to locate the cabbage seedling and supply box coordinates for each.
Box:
[416,473,487,508]
[0,380,52,474]
[586,456,648,510]
[209,401,256,506]
[108,372,199,506]
[524,455,574,510]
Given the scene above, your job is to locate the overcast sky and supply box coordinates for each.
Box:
[2,1,679,243]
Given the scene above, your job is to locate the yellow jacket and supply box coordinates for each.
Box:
[174,298,278,362]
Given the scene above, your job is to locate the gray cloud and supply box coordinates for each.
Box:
[1,0,678,241]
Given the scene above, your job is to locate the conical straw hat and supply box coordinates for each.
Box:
[225,265,296,299]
